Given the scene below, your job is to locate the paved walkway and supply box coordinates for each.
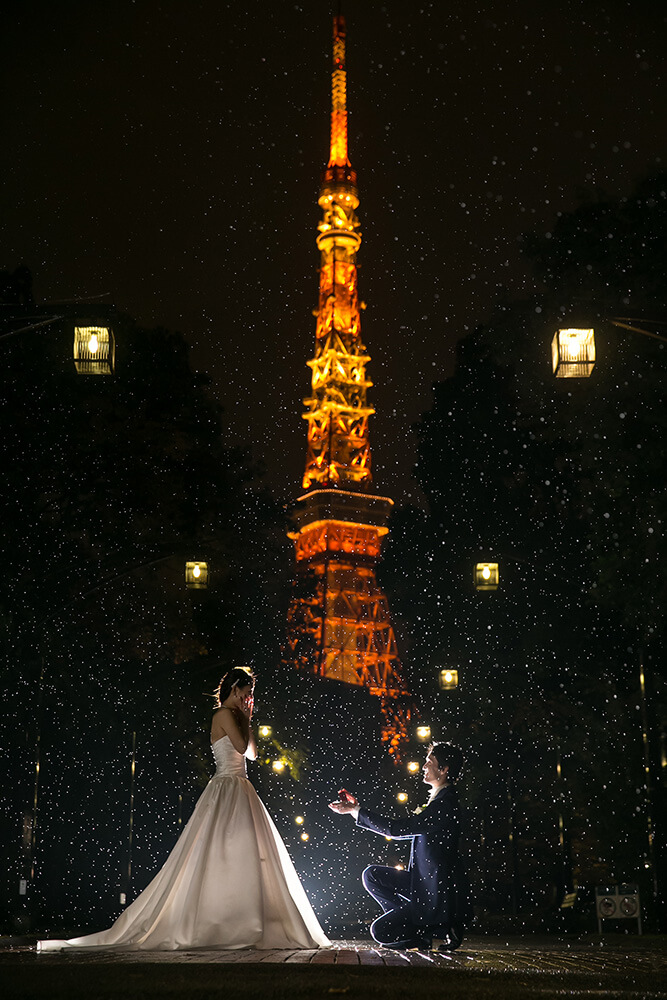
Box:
[3,934,667,970]
[3,935,667,999]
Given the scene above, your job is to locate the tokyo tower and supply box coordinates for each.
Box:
[283,14,411,759]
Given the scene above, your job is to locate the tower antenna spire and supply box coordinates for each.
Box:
[329,11,349,168]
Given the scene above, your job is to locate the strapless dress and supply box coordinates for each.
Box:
[38,736,329,950]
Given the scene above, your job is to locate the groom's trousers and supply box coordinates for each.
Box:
[362,865,422,947]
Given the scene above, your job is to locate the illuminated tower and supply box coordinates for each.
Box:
[284,14,411,759]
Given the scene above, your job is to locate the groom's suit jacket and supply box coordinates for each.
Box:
[356,785,470,929]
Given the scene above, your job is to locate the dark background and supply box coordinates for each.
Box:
[1,1,666,937]
[2,0,666,502]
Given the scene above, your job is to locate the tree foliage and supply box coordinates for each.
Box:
[0,302,285,929]
[383,171,667,924]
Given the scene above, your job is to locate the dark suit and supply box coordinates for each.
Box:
[356,785,470,947]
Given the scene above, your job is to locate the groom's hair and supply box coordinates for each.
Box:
[431,742,464,782]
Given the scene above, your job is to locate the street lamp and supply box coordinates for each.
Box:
[258,725,273,739]
[406,760,420,774]
[415,725,431,742]
[552,328,595,378]
[475,562,499,591]
[185,561,208,589]
[438,668,459,690]
[551,318,667,378]
[1,310,116,375]
[73,324,115,374]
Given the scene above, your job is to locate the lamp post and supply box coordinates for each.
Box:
[438,668,459,691]
[468,552,579,913]
[549,311,666,924]
[72,323,115,374]
[638,645,664,922]
[552,328,596,378]
[18,549,208,925]
[120,730,137,908]
[1,303,117,374]
[555,746,574,906]
[551,317,667,379]
[185,561,209,589]
[474,562,499,591]
[474,544,665,923]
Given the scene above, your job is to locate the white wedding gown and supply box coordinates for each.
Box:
[38,736,329,951]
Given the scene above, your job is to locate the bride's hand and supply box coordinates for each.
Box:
[241,694,254,719]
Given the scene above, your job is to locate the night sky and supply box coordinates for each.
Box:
[2,0,665,504]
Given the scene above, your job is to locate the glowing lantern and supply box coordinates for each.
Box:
[415,725,431,742]
[438,669,459,691]
[300,832,310,842]
[475,562,499,591]
[185,561,208,589]
[552,328,595,378]
[406,761,420,774]
[73,325,115,374]
[295,815,305,825]
[272,759,286,773]
[258,725,273,739]
[396,792,408,804]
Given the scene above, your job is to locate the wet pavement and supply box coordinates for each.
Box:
[2,934,667,999]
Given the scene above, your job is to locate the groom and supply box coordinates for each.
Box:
[329,742,471,951]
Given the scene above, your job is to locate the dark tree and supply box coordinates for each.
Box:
[383,172,667,928]
[0,303,284,931]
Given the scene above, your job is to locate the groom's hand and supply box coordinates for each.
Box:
[328,789,360,818]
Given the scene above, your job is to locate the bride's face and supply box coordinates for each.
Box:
[232,683,253,707]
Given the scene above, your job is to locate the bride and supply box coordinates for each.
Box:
[38,667,329,951]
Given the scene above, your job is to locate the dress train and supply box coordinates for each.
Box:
[38,736,329,951]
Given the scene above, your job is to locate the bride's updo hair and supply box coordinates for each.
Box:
[212,666,255,709]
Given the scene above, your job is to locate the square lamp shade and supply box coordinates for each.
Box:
[73,325,115,374]
[552,328,595,378]
[475,562,499,591]
[438,669,459,690]
[185,561,208,589]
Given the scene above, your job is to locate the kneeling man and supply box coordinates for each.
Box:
[329,742,471,951]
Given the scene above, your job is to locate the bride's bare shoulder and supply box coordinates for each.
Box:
[211,706,233,740]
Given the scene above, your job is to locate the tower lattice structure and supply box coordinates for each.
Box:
[283,15,411,759]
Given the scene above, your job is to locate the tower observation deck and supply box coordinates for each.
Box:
[283,15,411,759]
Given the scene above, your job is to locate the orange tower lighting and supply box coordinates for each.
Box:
[283,14,411,760]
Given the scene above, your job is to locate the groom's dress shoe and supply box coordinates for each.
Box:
[385,937,431,951]
[432,924,463,952]
[404,939,431,952]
